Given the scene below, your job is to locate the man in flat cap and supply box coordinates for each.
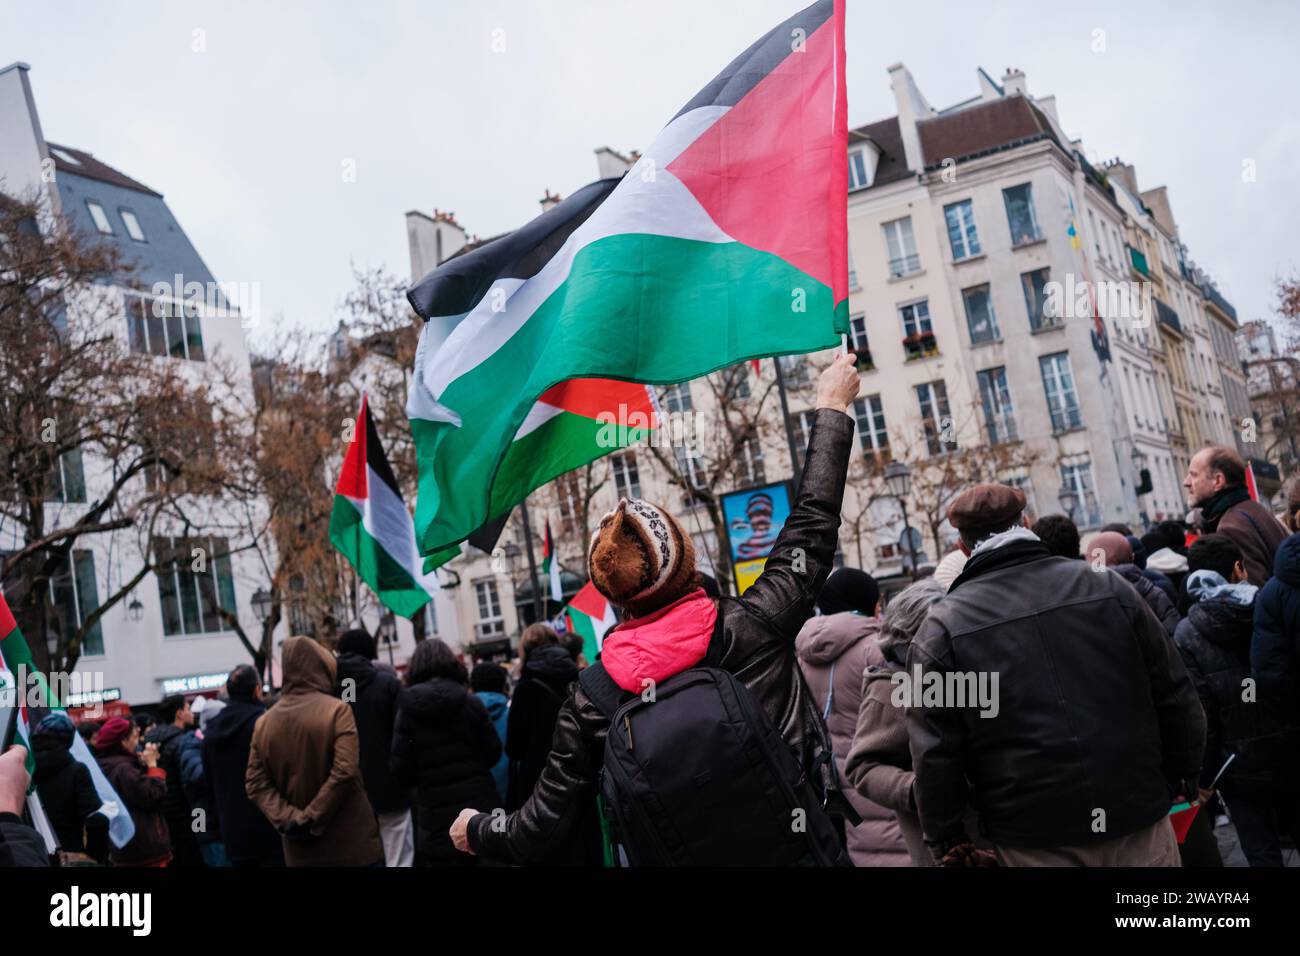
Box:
[906,483,1205,866]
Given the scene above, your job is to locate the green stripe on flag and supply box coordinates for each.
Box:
[329,497,433,618]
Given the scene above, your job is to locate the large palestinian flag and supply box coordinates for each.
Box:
[331,395,438,617]
[406,0,848,560]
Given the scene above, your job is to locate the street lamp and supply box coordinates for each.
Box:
[378,611,398,668]
[1057,483,1078,520]
[250,588,273,623]
[883,460,920,576]
[127,596,143,622]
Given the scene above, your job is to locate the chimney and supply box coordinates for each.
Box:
[1035,94,1059,124]
[405,208,467,282]
[594,146,635,179]
[886,62,933,174]
[539,189,562,213]
[1002,67,1027,97]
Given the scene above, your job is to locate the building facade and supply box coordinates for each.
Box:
[0,62,276,708]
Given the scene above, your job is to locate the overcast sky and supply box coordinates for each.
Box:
[3,0,1296,343]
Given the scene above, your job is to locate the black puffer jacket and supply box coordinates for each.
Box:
[1253,533,1300,733]
[391,678,502,865]
[467,408,854,863]
[1176,593,1279,797]
[506,644,579,812]
[335,653,409,816]
[908,537,1206,852]
[1112,563,1180,638]
[32,736,107,859]
[201,698,283,865]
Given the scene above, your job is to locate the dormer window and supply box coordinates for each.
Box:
[86,200,113,234]
[849,149,869,190]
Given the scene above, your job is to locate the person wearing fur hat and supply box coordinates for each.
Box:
[93,716,173,867]
[449,352,864,864]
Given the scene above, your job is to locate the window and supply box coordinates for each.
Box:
[1002,475,1038,521]
[128,295,205,361]
[50,550,103,656]
[1021,268,1055,331]
[736,437,765,487]
[882,217,920,278]
[899,300,932,337]
[474,579,504,638]
[721,365,751,401]
[154,536,238,636]
[611,452,641,499]
[85,200,113,235]
[853,395,890,458]
[46,448,87,503]
[977,367,1017,445]
[1061,460,1103,528]
[847,241,859,289]
[943,200,981,260]
[849,313,870,352]
[673,444,708,490]
[1040,352,1083,433]
[778,354,810,388]
[962,284,1000,344]
[915,381,954,456]
[119,209,146,242]
[848,149,870,190]
[556,473,582,535]
[48,146,81,166]
[1003,183,1042,245]
[661,381,692,414]
[788,410,817,469]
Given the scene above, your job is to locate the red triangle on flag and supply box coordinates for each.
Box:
[335,395,370,499]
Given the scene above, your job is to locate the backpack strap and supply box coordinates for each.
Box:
[577,662,628,722]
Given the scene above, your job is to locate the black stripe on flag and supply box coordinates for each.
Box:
[406,176,622,322]
[672,0,833,120]
[363,399,403,499]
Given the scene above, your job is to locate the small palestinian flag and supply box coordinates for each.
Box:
[564,582,620,665]
[331,395,438,618]
[0,590,136,848]
[406,0,848,560]
[542,518,562,603]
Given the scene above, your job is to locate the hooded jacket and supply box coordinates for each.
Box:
[202,697,283,865]
[909,537,1205,853]
[1174,579,1279,797]
[466,409,855,864]
[391,677,501,865]
[796,612,908,866]
[32,733,106,858]
[1251,533,1300,776]
[245,636,382,866]
[334,651,408,816]
[506,644,580,812]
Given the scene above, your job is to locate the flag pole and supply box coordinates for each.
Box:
[772,356,803,490]
[518,496,545,624]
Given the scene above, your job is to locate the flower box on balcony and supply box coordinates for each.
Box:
[902,331,938,360]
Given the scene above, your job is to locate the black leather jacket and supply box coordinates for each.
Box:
[468,408,855,863]
[908,539,1206,853]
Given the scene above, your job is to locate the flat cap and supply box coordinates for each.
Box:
[947,483,1026,531]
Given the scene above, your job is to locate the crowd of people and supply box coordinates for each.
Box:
[3,355,1298,867]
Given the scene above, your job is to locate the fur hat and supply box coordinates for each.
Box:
[588,498,698,618]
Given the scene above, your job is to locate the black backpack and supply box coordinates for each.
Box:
[578,620,846,866]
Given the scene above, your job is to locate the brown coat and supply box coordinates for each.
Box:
[1211,498,1287,587]
[245,636,382,866]
[795,612,908,866]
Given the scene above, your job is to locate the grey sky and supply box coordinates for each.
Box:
[3,0,1296,344]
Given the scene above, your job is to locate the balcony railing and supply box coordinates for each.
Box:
[1155,298,1182,334]
[903,331,939,361]
[888,253,922,279]
[1202,283,1238,322]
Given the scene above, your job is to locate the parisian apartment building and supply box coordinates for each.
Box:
[0,62,277,708]
[397,63,1258,653]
